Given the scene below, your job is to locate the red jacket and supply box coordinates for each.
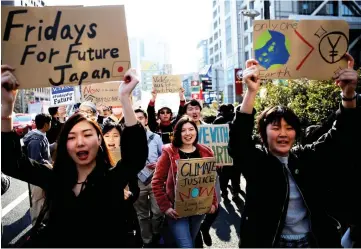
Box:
[152,143,218,213]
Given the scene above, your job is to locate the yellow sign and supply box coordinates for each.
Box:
[152,74,182,94]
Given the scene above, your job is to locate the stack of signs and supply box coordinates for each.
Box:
[174,157,217,218]
[198,124,233,166]
[50,86,75,107]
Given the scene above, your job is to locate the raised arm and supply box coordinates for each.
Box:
[117,69,148,177]
[300,54,360,159]
[173,88,186,125]
[1,65,53,189]
[228,60,262,179]
[147,89,158,132]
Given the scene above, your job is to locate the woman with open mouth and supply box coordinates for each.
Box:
[1,67,148,247]
[228,54,360,248]
[152,115,218,248]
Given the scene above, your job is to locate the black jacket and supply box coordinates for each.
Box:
[228,106,360,248]
[1,123,148,248]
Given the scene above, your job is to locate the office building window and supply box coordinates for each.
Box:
[244,36,248,46]
[225,17,232,55]
[210,58,214,64]
[209,37,213,44]
[224,0,231,15]
[214,32,218,40]
[245,51,249,61]
[215,43,219,51]
[214,21,218,29]
[215,54,219,63]
[227,68,233,82]
[249,0,254,9]
[213,0,216,7]
[250,33,253,42]
[244,21,248,31]
[209,48,213,55]
[219,40,221,48]
[341,1,361,16]
[213,10,217,18]
[220,52,222,60]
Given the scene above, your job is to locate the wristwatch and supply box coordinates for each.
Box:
[341,92,357,101]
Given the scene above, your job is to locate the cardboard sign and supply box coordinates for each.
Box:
[1,6,130,89]
[152,75,181,94]
[175,157,217,218]
[50,86,75,106]
[81,81,121,106]
[253,20,349,80]
[198,125,232,166]
[109,149,121,167]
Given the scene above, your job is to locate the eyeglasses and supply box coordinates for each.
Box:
[160,111,171,115]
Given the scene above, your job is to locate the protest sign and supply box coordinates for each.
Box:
[253,20,349,80]
[198,124,232,166]
[1,6,130,89]
[50,86,75,106]
[81,81,121,107]
[152,75,181,94]
[175,157,217,218]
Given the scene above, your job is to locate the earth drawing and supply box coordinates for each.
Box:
[254,30,291,70]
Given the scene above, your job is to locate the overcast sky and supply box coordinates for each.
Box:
[45,0,213,74]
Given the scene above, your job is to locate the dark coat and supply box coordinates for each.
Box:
[228,106,360,248]
[1,123,148,248]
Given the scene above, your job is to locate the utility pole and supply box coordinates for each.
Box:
[21,89,26,113]
[215,67,219,103]
[264,0,270,19]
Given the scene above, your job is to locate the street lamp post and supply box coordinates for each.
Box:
[238,9,260,101]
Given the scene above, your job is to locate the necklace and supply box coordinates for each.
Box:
[179,147,195,159]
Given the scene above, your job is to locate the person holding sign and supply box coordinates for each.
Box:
[228,55,360,248]
[1,66,148,247]
[147,88,186,144]
[152,116,218,248]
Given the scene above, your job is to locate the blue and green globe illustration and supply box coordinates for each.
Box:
[254,30,291,70]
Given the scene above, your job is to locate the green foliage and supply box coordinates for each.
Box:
[254,78,340,128]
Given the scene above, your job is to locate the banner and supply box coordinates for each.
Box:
[50,86,75,106]
[253,20,349,80]
[152,75,181,94]
[198,124,232,166]
[235,68,243,95]
[175,157,217,218]
[1,6,130,89]
[81,81,121,106]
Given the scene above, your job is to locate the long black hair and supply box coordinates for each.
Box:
[52,113,114,191]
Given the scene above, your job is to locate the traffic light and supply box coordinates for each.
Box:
[201,80,212,91]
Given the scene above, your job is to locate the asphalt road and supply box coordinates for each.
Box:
[203,175,246,248]
[1,177,32,248]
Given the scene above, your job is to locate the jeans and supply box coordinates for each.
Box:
[167,214,205,248]
[133,180,164,244]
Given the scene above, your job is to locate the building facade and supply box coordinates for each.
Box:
[196,39,209,70]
